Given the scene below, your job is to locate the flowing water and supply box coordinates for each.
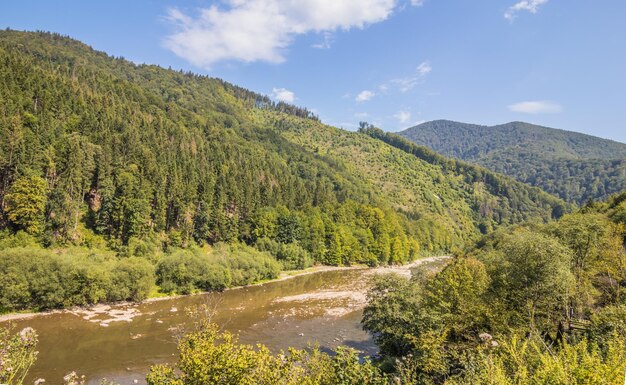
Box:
[4,268,383,385]
[3,258,448,385]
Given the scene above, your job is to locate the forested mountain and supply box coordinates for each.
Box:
[399,120,626,204]
[0,30,567,310]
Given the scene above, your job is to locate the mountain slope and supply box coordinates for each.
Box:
[0,30,566,262]
[398,120,626,203]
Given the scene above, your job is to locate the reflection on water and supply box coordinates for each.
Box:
[4,269,379,385]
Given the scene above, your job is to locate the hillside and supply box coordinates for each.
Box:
[398,120,626,203]
[0,31,569,311]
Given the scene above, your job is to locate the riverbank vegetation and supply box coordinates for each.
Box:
[359,191,626,384]
[0,197,424,312]
[0,30,568,313]
[143,192,626,384]
[2,192,625,384]
[96,195,617,384]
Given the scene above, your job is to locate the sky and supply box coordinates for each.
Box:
[1,0,625,143]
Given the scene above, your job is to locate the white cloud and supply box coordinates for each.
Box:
[508,100,562,114]
[411,0,425,5]
[394,110,411,124]
[416,61,432,75]
[354,112,370,119]
[390,61,432,92]
[504,0,548,21]
[356,90,375,102]
[271,87,295,103]
[312,31,334,49]
[164,0,398,68]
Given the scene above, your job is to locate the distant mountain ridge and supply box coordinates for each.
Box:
[399,120,626,203]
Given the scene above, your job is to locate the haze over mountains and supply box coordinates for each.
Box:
[399,120,626,204]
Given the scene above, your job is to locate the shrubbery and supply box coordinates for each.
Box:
[361,203,626,384]
[446,335,626,385]
[254,237,313,270]
[146,321,387,385]
[155,251,232,294]
[155,243,280,295]
[0,240,284,311]
[0,247,154,311]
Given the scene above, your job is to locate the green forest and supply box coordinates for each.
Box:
[114,191,626,384]
[0,30,565,312]
[1,30,626,385]
[4,192,625,385]
[399,120,626,204]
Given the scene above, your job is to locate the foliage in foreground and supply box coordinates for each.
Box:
[446,334,626,385]
[361,193,626,384]
[0,326,38,385]
[0,326,90,385]
[146,321,387,385]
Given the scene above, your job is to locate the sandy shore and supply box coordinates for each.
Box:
[271,255,450,317]
[0,255,449,324]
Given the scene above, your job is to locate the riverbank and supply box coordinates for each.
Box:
[0,255,449,324]
[271,255,450,318]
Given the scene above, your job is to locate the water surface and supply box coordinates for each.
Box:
[5,268,378,385]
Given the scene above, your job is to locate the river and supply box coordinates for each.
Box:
[2,257,447,385]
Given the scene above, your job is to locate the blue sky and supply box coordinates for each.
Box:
[2,0,625,142]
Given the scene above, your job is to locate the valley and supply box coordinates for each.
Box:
[0,23,625,385]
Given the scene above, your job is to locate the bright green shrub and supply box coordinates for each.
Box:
[109,257,155,301]
[0,247,156,310]
[146,321,387,385]
[254,237,313,270]
[156,251,222,294]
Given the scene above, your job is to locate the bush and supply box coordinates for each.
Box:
[156,251,231,294]
[109,257,155,301]
[587,305,626,349]
[215,243,281,285]
[445,335,626,385]
[155,244,281,295]
[0,230,40,249]
[254,237,313,270]
[0,247,156,311]
[146,321,387,385]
